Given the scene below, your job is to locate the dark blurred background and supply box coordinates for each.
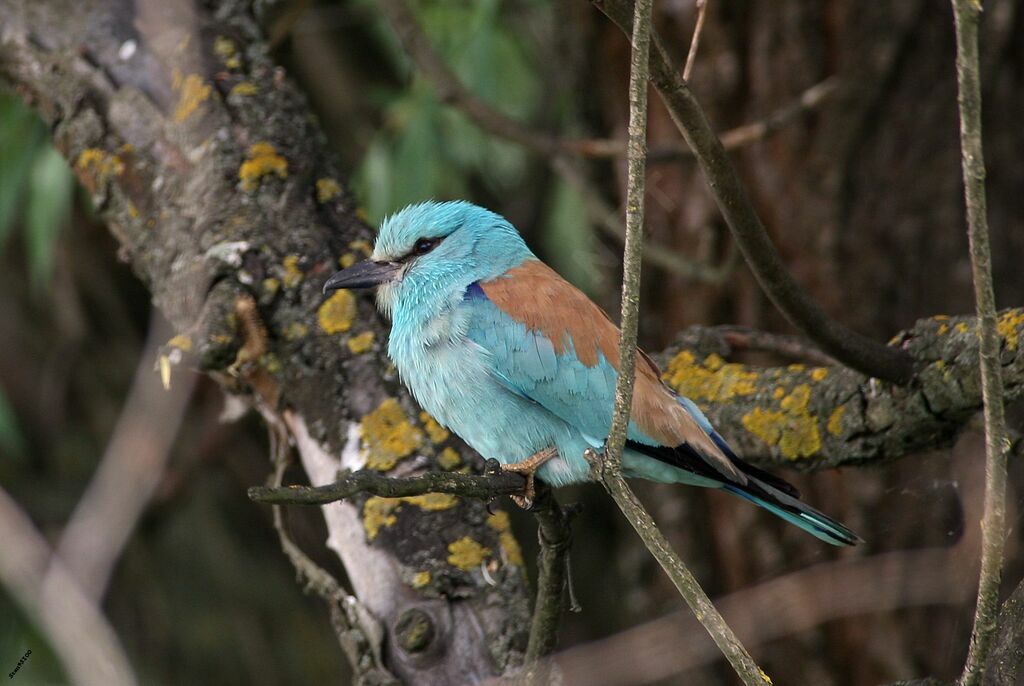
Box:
[1,0,1023,684]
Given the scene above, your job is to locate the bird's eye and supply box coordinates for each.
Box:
[411,237,439,256]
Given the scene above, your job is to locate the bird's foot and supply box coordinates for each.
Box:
[501,448,557,509]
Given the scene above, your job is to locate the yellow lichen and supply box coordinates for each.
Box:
[663,350,758,402]
[213,36,242,69]
[349,239,372,256]
[339,253,358,268]
[238,142,288,191]
[361,398,422,471]
[487,511,524,566]
[127,202,139,219]
[938,323,950,335]
[262,277,280,295]
[997,310,1024,350]
[347,331,375,354]
[810,368,828,382]
[772,387,785,400]
[447,537,491,570]
[282,255,303,288]
[411,571,431,588]
[317,290,356,334]
[173,73,211,122]
[363,497,399,540]
[955,322,970,334]
[437,447,461,470]
[933,315,950,321]
[316,177,342,203]
[419,412,450,444]
[283,322,308,340]
[827,406,846,437]
[76,148,124,183]
[741,384,821,459]
[402,493,459,511]
[230,81,259,97]
[167,334,193,352]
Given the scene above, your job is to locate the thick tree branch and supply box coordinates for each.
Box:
[594,0,916,385]
[952,2,1010,684]
[0,1,531,681]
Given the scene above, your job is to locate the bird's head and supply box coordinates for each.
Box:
[323,200,533,318]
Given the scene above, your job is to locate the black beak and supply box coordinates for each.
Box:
[322,260,401,294]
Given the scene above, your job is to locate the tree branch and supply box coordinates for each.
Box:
[525,487,578,663]
[249,465,527,504]
[589,1,766,683]
[593,0,916,385]
[951,2,1011,684]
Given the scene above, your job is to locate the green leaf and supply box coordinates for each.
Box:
[0,97,45,247]
[25,145,74,289]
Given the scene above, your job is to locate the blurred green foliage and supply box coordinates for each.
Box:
[0,93,74,289]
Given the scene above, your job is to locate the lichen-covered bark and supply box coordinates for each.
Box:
[0,1,529,682]
[660,311,1024,469]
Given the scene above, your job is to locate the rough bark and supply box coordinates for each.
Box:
[3,0,1024,683]
[0,1,530,682]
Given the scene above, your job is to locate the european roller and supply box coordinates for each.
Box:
[324,201,859,546]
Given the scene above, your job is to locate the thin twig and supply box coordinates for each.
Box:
[249,465,527,505]
[594,0,915,384]
[526,485,578,662]
[589,0,766,683]
[952,2,1010,684]
[682,0,708,82]
[713,325,837,366]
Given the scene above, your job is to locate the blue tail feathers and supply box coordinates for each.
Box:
[723,481,861,546]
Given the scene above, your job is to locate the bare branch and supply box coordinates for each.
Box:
[248,465,527,505]
[951,1,1011,684]
[0,486,137,686]
[682,0,708,82]
[594,0,915,384]
[526,486,579,662]
[589,1,766,683]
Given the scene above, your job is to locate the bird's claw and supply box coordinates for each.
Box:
[499,447,557,509]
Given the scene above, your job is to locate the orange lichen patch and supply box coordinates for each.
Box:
[419,412,450,444]
[997,310,1024,350]
[347,331,375,354]
[411,571,431,588]
[938,323,950,335]
[663,350,759,403]
[316,177,342,203]
[349,239,372,256]
[827,406,846,437]
[361,398,422,471]
[165,334,193,352]
[173,73,211,122]
[447,537,490,570]
[933,315,950,321]
[437,447,461,470]
[213,36,242,69]
[283,322,308,340]
[75,148,124,185]
[741,384,821,459]
[317,290,356,334]
[402,493,459,511]
[810,368,828,382]
[363,497,399,540]
[339,253,358,268]
[230,81,259,97]
[239,142,287,191]
[487,511,524,566]
[282,255,303,288]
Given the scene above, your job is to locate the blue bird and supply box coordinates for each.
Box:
[323,201,860,546]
